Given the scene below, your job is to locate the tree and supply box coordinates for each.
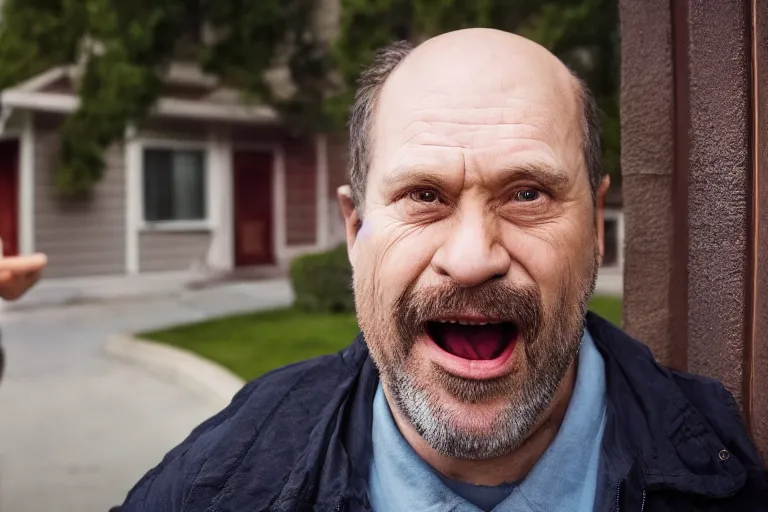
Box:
[0,0,335,194]
[0,0,619,194]
[0,0,87,92]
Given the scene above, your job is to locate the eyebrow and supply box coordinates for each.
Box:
[497,163,571,191]
[382,165,451,190]
[382,161,571,191]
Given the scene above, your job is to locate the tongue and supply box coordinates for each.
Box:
[434,323,510,361]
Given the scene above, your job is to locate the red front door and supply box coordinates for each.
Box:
[0,140,19,257]
[233,150,275,266]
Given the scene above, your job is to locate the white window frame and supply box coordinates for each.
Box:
[137,139,214,232]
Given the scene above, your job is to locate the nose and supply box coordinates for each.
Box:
[431,209,512,288]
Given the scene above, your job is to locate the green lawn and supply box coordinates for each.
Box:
[142,296,621,381]
[588,295,622,326]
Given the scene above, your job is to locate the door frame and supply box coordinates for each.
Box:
[1,111,36,256]
[0,134,21,257]
[230,143,285,269]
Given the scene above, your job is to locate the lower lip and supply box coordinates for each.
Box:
[422,333,518,380]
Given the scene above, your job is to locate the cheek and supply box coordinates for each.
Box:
[353,216,438,304]
[503,220,596,302]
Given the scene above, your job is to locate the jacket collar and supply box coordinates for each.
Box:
[280,314,748,510]
[586,313,747,498]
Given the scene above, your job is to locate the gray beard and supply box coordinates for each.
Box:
[387,319,584,460]
[381,257,598,460]
[358,248,600,461]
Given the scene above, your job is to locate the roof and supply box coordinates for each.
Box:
[0,64,280,124]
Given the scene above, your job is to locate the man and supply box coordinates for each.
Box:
[0,250,47,381]
[116,29,767,511]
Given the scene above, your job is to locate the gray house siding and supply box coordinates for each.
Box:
[3,110,24,133]
[33,114,126,278]
[231,125,281,145]
[138,118,208,142]
[138,231,211,272]
[326,134,348,246]
[283,137,317,246]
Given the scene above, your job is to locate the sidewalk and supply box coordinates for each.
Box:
[595,267,623,297]
[0,269,249,313]
[0,279,293,512]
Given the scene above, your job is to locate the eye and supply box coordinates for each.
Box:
[513,189,541,202]
[409,189,441,203]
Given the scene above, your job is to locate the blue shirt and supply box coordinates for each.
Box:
[368,329,607,512]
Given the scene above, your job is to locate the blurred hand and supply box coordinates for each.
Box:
[0,253,48,300]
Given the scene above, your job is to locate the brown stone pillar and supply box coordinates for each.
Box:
[621,0,768,461]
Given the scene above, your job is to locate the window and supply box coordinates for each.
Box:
[143,148,206,223]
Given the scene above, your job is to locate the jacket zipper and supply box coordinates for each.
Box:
[640,490,646,512]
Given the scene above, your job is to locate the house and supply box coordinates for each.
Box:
[0,63,349,281]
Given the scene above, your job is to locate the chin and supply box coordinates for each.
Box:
[393,360,522,428]
[389,348,552,460]
[433,393,513,436]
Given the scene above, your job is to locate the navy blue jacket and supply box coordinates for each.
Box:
[115,314,768,511]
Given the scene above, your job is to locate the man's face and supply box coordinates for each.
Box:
[346,34,605,460]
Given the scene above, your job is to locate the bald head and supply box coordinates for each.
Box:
[389,29,579,103]
[347,28,602,211]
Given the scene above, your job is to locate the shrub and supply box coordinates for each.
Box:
[289,244,354,313]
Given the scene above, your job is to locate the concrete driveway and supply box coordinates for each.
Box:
[0,279,292,512]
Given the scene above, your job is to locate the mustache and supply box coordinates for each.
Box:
[394,280,543,344]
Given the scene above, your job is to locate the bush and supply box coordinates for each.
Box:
[289,244,354,313]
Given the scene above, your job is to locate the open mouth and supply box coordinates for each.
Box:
[425,319,518,361]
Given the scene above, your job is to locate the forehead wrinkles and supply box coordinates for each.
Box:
[400,118,552,153]
[380,97,580,158]
[396,98,560,133]
[369,59,585,197]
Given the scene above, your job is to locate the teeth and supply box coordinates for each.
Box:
[436,319,496,326]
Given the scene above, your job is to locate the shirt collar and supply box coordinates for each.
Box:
[369,330,607,511]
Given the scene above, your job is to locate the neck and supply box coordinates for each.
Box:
[384,360,577,486]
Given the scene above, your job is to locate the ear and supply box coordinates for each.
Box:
[595,175,611,264]
[337,185,361,264]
